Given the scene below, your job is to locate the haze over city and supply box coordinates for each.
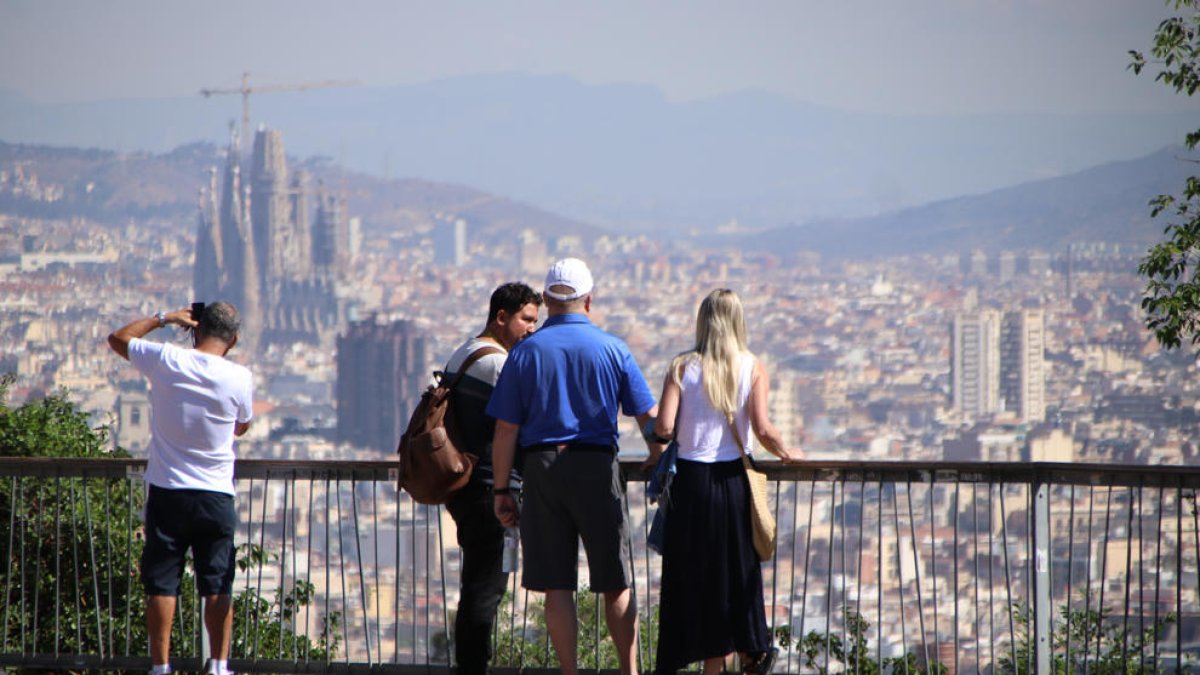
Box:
[2,0,1198,229]
[4,3,1200,673]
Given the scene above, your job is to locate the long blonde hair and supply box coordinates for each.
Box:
[671,289,750,416]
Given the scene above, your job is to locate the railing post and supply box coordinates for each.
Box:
[1032,474,1052,673]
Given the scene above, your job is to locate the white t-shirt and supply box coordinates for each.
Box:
[444,336,507,385]
[128,338,254,496]
[675,352,755,463]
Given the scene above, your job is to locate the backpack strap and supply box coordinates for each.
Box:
[446,345,503,390]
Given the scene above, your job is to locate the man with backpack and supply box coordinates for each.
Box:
[440,282,541,675]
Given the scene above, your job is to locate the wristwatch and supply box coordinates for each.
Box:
[154,311,168,328]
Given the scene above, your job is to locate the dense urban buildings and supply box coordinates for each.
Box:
[0,178,1189,465]
[3,153,1199,672]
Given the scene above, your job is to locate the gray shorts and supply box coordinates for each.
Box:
[519,448,632,592]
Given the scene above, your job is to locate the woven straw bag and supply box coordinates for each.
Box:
[727,418,776,561]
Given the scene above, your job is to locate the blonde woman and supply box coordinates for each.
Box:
[652,289,801,675]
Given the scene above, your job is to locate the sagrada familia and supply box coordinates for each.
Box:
[192,126,347,353]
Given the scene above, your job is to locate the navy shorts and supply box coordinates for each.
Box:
[142,485,237,597]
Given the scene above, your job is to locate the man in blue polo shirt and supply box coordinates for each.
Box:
[488,258,659,675]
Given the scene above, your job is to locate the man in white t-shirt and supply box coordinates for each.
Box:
[108,302,253,675]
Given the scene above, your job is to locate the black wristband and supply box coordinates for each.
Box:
[492,486,516,496]
[650,431,672,445]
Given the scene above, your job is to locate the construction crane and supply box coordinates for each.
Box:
[200,71,360,143]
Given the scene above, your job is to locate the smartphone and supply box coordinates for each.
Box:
[191,302,205,322]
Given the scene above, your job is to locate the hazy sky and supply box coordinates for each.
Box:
[0,0,1193,116]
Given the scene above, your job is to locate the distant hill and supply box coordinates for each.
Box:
[4,139,1195,258]
[0,142,210,222]
[0,140,597,240]
[745,145,1197,258]
[1,74,1196,230]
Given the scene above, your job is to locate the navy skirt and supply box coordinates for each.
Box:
[655,457,770,673]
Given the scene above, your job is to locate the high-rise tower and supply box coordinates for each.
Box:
[1001,309,1046,422]
[433,218,467,266]
[335,318,429,453]
[951,310,1002,421]
[951,308,1046,423]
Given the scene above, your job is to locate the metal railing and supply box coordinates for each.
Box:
[2,457,1200,673]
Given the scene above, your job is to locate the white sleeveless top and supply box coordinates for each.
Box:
[675,352,755,463]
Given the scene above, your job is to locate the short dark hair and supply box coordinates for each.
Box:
[487,282,541,324]
[198,301,241,344]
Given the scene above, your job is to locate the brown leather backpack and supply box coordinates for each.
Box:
[397,346,500,504]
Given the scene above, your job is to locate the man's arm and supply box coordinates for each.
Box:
[491,419,521,527]
[634,406,659,440]
[635,404,664,470]
[619,345,660,451]
[235,421,251,437]
[107,308,197,361]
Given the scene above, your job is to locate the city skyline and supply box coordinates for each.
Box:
[3,4,1200,671]
[0,3,1195,467]
[2,134,1195,672]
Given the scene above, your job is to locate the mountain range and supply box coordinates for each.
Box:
[1,73,1195,230]
[1,139,1194,260]
[0,141,594,241]
[745,145,1194,257]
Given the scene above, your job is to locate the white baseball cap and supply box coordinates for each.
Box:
[543,258,594,301]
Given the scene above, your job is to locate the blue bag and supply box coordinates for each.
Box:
[647,440,678,502]
[646,441,677,555]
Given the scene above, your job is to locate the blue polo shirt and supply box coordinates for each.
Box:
[487,313,656,448]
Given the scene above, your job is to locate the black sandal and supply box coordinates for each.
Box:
[742,647,778,675]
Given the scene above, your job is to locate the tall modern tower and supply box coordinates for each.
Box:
[518,229,547,277]
[1001,309,1046,422]
[951,310,1002,420]
[335,318,429,453]
[433,218,467,266]
[952,308,1046,423]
